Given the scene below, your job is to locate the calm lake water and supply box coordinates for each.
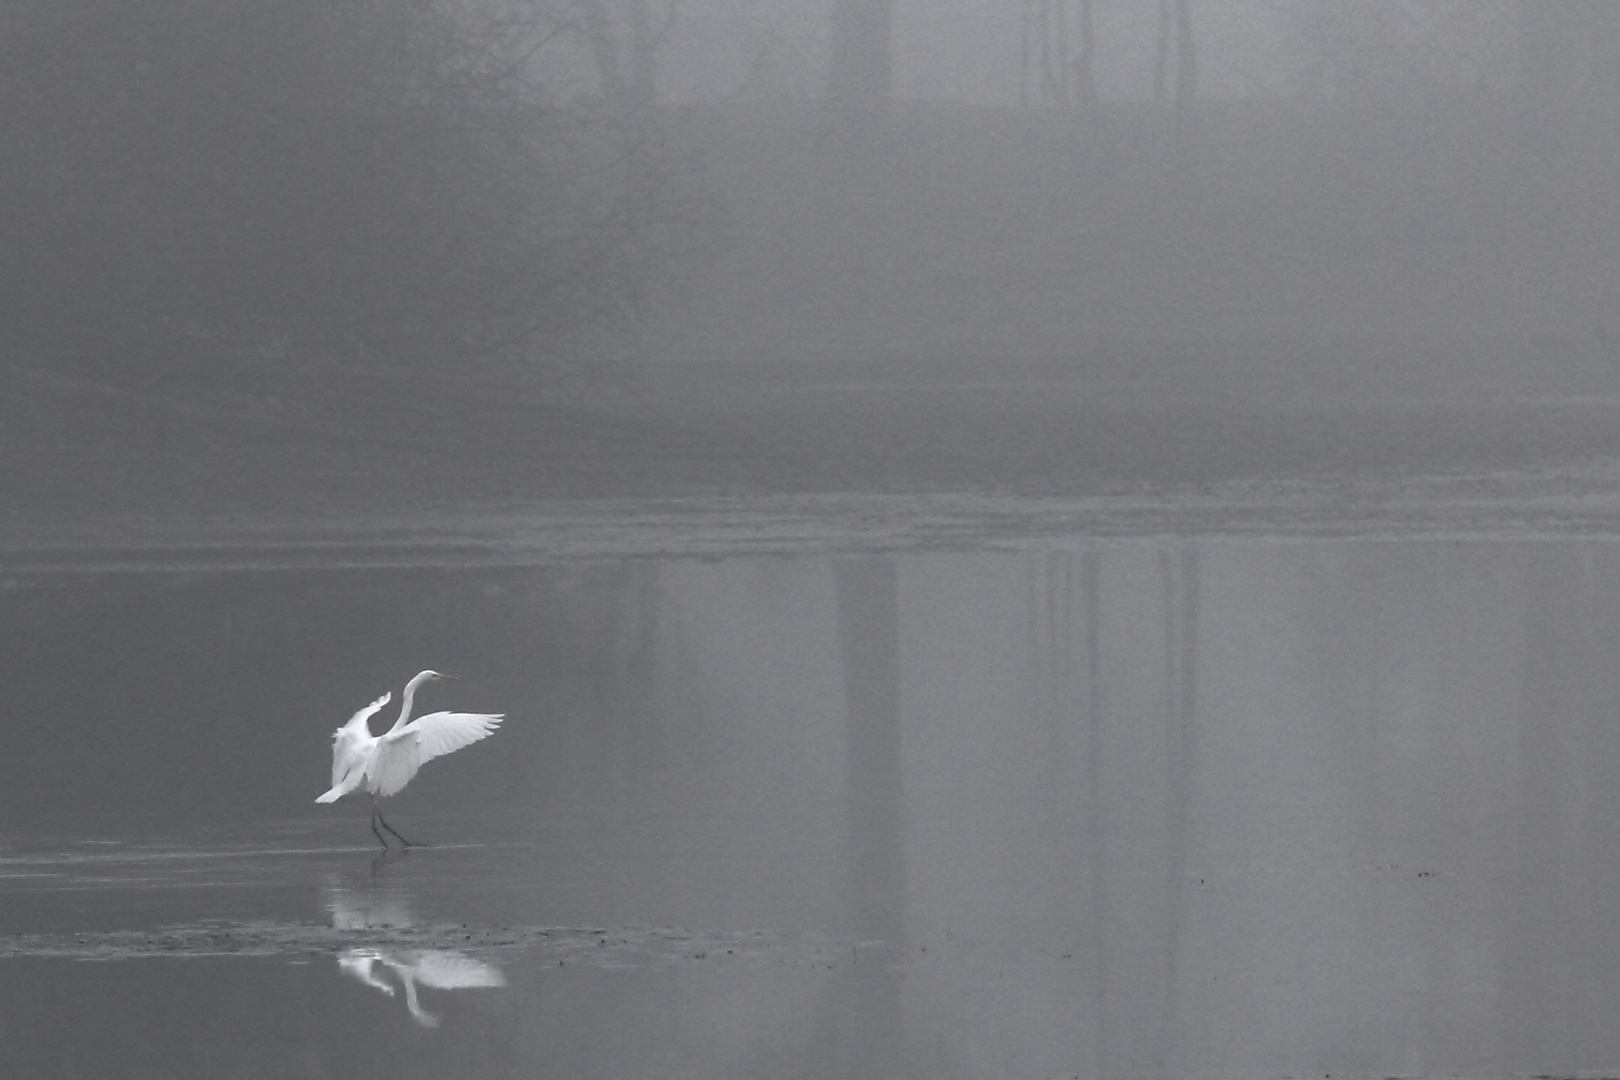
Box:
[5,537,1620,1078]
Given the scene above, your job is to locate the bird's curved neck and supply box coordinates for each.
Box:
[389,673,431,733]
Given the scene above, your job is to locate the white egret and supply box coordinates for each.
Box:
[337,947,507,1027]
[316,670,504,848]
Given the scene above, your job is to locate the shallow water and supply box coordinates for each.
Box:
[6,538,1620,1078]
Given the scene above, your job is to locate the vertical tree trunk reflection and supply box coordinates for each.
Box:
[810,556,907,1076]
[1157,545,1200,1075]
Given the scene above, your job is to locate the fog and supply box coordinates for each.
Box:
[13,9,1620,1077]
[7,1,1620,510]
[644,0,1620,406]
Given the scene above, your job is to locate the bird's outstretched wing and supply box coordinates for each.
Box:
[369,711,504,798]
[316,692,391,802]
[394,950,507,989]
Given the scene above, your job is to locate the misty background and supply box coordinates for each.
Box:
[14,11,1620,1074]
[7,0,1620,513]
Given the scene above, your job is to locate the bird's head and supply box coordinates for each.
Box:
[401,670,458,698]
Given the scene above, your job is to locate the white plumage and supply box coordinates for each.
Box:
[316,670,503,846]
[338,947,507,1027]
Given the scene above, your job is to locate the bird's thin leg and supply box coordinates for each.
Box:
[369,809,391,850]
[377,813,416,848]
[370,799,416,848]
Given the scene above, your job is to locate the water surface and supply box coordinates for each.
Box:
[5,538,1620,1078]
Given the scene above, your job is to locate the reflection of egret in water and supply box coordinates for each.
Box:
[338,949,397,995]
[325,881,506,1028]
[337,946,506,1028]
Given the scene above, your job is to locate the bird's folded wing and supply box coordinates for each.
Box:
[328,692,391,788]
[335,692,392,739]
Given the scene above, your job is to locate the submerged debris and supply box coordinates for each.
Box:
[0,921,790,964]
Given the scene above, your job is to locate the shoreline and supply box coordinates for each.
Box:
[12,467,1620,575]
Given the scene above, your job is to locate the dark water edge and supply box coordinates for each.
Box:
[12,359,1620,519]
[1,918,788,964]
[12,470,1620,576]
